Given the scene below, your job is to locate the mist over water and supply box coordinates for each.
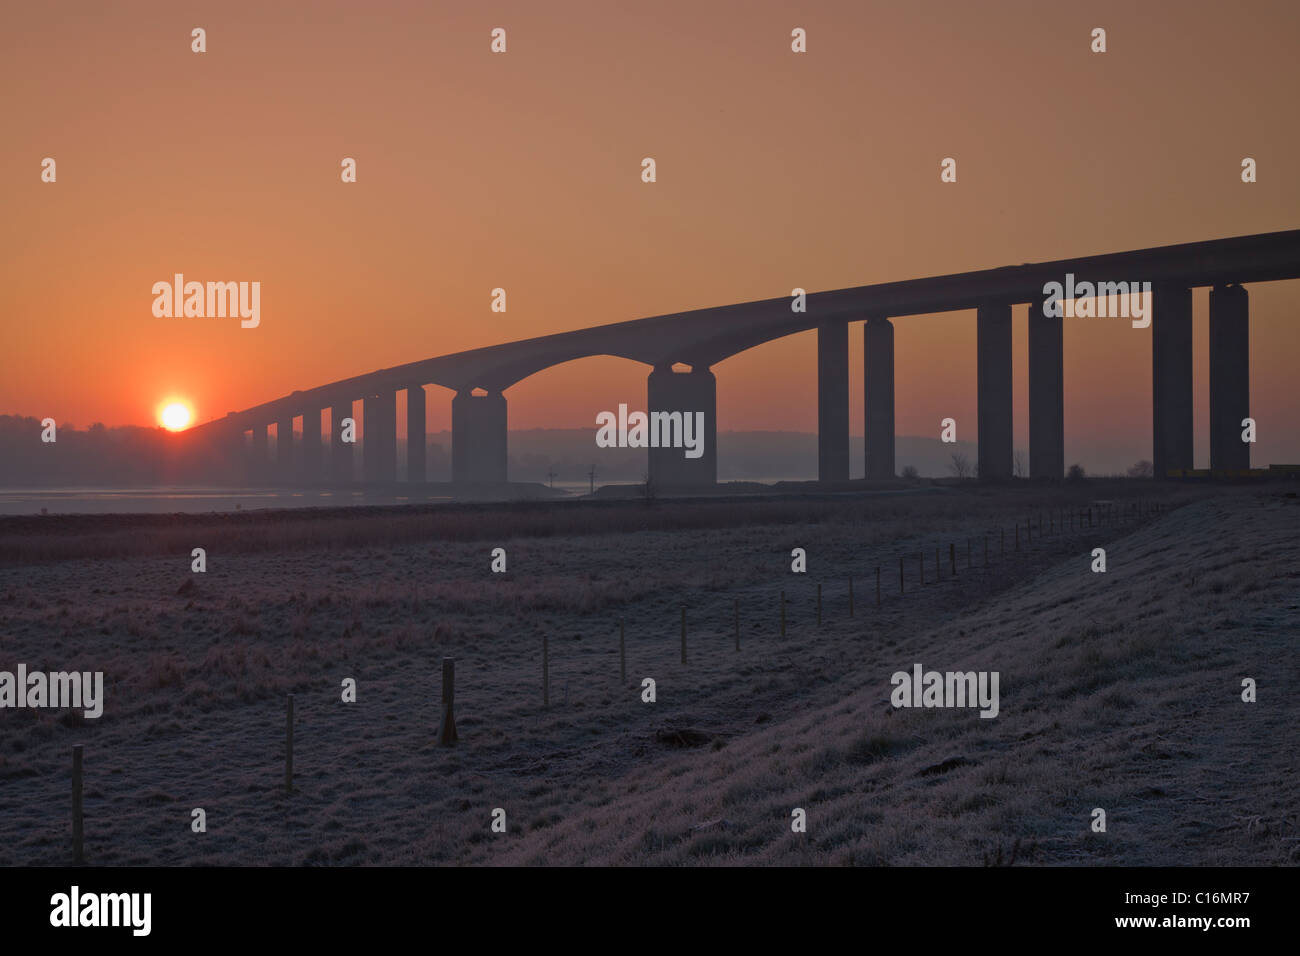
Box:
[0,481,821,515]
[0,487,455,515]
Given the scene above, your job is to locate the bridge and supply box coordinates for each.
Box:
[189,229,1300,487]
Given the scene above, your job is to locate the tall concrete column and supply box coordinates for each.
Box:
[646,365,717,489]
[863,316,895,480]
[250,423,269,483]
[406,385,426,483]
[300,408,322,484]
[817,320,849,482]
[1209,284,1250,472]
[363,396,379,482]
[221,424,246,485]
[1028,302,1064,479]
[276,417,294,482]
[380,391,398,483]
[976,303,1013,479]
[364,391,397,483]
[361,398,377,481]
[451,389,508,483]
[331,402,354,484]
[1152,285,1193,478]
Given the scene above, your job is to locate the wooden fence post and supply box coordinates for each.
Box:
[72,745,84,864]
[439,658,458,744]
[285,695,294,792]
[680,606,687,664]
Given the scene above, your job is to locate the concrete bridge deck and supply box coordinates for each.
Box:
[189,229,1300,486]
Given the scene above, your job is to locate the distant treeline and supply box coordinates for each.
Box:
[2,415,1054,486]
[0,416,213,486]
[0,417,646,487]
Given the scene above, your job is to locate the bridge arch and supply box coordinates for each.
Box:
[186,230,1300,488]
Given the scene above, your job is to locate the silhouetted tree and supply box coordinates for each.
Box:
[950,452,973,479]
[900,464,919,480]
[1067,463,1087,481]
[1126,459,1154,479]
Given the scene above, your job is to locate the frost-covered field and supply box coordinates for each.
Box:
[0,485,1294,865]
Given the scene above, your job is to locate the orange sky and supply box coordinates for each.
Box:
[2,0,1298,470]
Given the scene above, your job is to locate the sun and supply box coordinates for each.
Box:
[160,401,193,431]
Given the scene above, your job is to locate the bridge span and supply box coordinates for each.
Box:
[189,229,1300,486]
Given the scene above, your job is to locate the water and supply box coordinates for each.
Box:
[0,487,455,515]
[0,478,809,515]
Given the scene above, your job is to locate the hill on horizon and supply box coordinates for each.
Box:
[0,415,1150,486]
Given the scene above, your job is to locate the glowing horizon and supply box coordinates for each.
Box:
[2,0,1298,471]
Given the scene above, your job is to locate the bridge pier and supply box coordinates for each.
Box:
[863,316,895,479]
[451,390,507,483]
[219,424,245,485]
[300,408,322,484]
[646,365,716,489]
[406,386,426,482]
[276,417,294,483]
[250,423,269,483]
[363,396,380,482]
[817,321,849,482]
[1028,302,1064,479]
[976,303,1013,479]
[331,402,353,483]
[1209,284,1250,472]
[364,392,397,483]
[1152,284,1193,477]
